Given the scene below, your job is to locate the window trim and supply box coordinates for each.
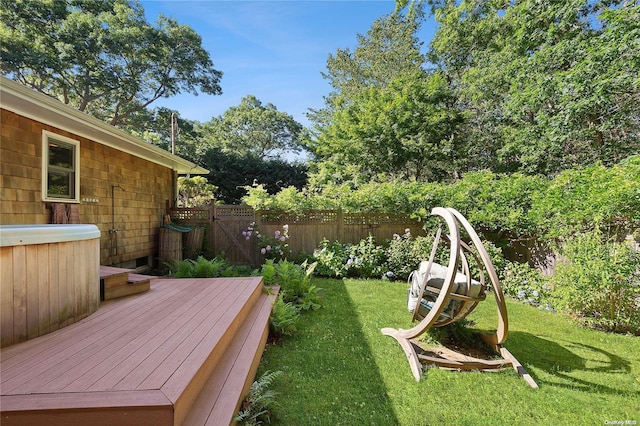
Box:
[42,130,80,203]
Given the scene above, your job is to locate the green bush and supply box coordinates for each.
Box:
[384,230,420,280]
[260,260,320,311]
[269,294,300,337]
[500,261,553,309]
[243,156,640,244]
[171,256,231,278]
[346,235,387,278]
[313,239,350,277]
[551,231,640,334]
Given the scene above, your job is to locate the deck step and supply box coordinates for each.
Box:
[100,266,153,301]
[183,288,279,426]
[1,277,277,426]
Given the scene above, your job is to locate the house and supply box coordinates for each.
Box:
[0,75,208,269]
[1,76,277,425]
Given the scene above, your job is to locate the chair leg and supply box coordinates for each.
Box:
[381,328,423,381]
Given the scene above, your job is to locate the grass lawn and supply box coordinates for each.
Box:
[258,278,640,425]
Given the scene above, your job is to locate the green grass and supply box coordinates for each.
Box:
[258,278,640,425]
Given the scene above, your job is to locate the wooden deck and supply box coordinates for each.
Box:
[0,276,276,426]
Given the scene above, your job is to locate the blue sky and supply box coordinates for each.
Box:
[140,0,437,127]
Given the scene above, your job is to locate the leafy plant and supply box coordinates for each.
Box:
[313,238,350,277]
[269,295,300,337]
[171,256,230,278]
[551,231,640,334]
[345,235,386,278]
[501,261,553,310]
[260,260,320,310]
[234,370,283,425]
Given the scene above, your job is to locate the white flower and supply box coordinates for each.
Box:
[261,248,266,254]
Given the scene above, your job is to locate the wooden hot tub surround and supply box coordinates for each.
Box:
[0,224,100,347]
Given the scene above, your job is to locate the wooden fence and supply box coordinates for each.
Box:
[168,205,425,265]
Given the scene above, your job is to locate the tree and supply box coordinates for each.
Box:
[200,95,304,158]
[425,0,640,175]
[308,5,428,138]
[202,147,308,204]
[307,6,464,185]
[313,71,462,183]
[0,0,222,128]
[177,176,217,207]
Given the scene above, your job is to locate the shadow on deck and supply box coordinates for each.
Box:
[1,276,277,426]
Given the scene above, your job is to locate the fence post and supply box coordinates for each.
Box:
[208,202,216,255]
[337,209,344,242]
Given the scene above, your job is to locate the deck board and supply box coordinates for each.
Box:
[0,276,267,425]
[2,282,190,391]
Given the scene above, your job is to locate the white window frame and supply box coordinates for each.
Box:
[42,130,80,203]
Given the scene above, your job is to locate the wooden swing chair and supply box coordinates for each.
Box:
[381,207,538,388]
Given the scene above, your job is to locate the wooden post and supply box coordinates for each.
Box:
[208,203,216,256]
[337,209,344,242]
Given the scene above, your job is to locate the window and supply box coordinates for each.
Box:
[42,131,80,202]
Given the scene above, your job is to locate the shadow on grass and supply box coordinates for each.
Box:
[507,331,636,396]
[262,279,400,425]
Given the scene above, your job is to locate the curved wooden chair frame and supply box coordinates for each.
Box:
[381,207,538,388]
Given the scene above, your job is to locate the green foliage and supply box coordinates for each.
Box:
[244,157,640,245]
[313,236,390,280]
[0,0,222,128]
[269,294,300,337]
[171,256,231,278]
[551,231,640,334]
[313,71,463,183]
[529,159,640,239]
[313,239,350,277]
[199,95,305,158]
[206,153,308,205]
[384,230,438,280]
[260,260,320,311]
[500,261,553,310]
[427,0,640,175]
[308,5,462,185]
[177,176,216,207]
[346,235,387,278]
[234,370,282,426]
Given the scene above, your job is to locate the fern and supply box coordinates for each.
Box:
[234,370,283,425]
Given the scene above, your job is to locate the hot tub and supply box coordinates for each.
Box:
[0,224,101,347]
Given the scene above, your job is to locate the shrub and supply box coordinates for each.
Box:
[269,294,300,337]
[500,261,553,309]
[171,256,230,278]
[384,230,444,281]
[551,231,640,334]
[345,235,386,278]
[313,239,350,277]
[260,260,320,310]
[243,222,290,261]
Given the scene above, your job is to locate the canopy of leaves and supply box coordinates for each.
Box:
[312,71,462,184]
[200,95,304,158]
[243,154,640,242]
[0,0,222,128]
[427,0,640,174]
[202,147,308,204]
[306,6,465,185]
